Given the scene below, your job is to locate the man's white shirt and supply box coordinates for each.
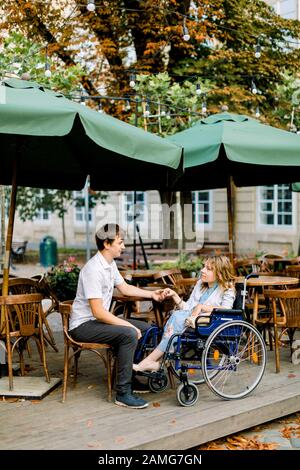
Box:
[69,252,124,330]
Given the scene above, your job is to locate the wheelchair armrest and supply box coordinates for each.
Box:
[211,308,244,316]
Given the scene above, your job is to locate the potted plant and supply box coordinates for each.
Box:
[45,257,81,301]
[157,253,204,278]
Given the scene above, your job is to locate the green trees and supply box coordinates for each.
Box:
[2,0,300,251]
[2,1,300,123]
[0,32,84,94]
[4,187,107,248]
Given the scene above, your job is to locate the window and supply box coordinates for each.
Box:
[258,184,294,227]
[124,191,146,223]
[192,191,212,227]
[36,208,50,222]
[73,191,93,224]
[35,190,50,223]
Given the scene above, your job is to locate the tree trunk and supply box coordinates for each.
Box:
[180,190,195,248]
[159,190,194,249]
[159,191,177,248]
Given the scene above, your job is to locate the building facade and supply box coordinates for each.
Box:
[10,184,300,256]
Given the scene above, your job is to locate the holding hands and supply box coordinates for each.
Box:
[151,287,181,304]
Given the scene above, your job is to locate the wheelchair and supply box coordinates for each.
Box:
[134,273,267,407]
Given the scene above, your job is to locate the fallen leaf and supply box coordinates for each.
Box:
[170,418,176,424]
[152,402,161,408]
[225,443,240,450]
[280,425,300,439]
[87,441,103,448]
[199,442,225,450]
[288,373,296,378]
[87,384,95,390]
[233,436,249,444]
[30,400,41,404]
[2,397,20,403]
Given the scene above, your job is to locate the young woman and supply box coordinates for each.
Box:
[133,255,236,372]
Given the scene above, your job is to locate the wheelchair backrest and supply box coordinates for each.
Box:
[233,283,243,310]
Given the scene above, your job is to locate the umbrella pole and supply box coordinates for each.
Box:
[1,159,17,297]
[226,175,235,265]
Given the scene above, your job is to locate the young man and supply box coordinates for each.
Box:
[69,223,165,409]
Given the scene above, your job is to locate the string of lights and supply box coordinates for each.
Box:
[2,0,300,49]
[82,1,300,47]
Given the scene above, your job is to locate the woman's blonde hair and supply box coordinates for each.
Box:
[203,255,235,289]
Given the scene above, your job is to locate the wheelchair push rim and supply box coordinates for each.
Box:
[202,320,266,400]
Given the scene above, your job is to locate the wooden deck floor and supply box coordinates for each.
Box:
[1,331,300,450]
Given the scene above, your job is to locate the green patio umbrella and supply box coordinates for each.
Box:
[291,183,300,191]
[168,112,300,260]
[0,78,182,190]
[0,78,183,298]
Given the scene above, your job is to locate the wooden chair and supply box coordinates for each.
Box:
[1,293,50,390]
[234,258,261,276]
[261,289,300,372]
[151,269,197,300]
[286,265,300,285]
[260,254,284,272]
[2,278,58,352]
[59,300,114,402]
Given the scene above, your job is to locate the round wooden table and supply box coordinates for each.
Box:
[111,286,167,327]
[235,276,299,373]
[121,269,159,282]
[235,275,299,322]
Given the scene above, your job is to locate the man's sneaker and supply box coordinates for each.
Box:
[132,379,150,394]
[115,392,149,409]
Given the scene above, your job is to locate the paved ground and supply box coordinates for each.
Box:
[6,262,300,450]
[198,412,300,450]
[9,262,48,278]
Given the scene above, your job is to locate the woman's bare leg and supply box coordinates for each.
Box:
[133,347,164,372]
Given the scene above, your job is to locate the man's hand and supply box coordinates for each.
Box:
[160,288,177,300]
[151,289,169,302]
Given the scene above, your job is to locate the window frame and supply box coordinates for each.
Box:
[73,190,94,226]
[34,190,51,225]
[122,191,148,237]
[192,190,213,230]
[256,184,297,232]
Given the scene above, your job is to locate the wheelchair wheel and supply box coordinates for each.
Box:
[176,383,199,407]
[148,374,168,393]
[202,320,266,400]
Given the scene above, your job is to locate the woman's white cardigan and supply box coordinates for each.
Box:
[181,279,235,311]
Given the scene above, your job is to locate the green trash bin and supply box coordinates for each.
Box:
[40,236,57,267]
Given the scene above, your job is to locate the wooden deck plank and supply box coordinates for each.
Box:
[1,331,300,450]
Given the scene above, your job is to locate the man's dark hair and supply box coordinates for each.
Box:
[95,223,125,251]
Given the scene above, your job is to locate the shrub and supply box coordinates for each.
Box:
[157,253,203,277]
[45,257,81,301]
